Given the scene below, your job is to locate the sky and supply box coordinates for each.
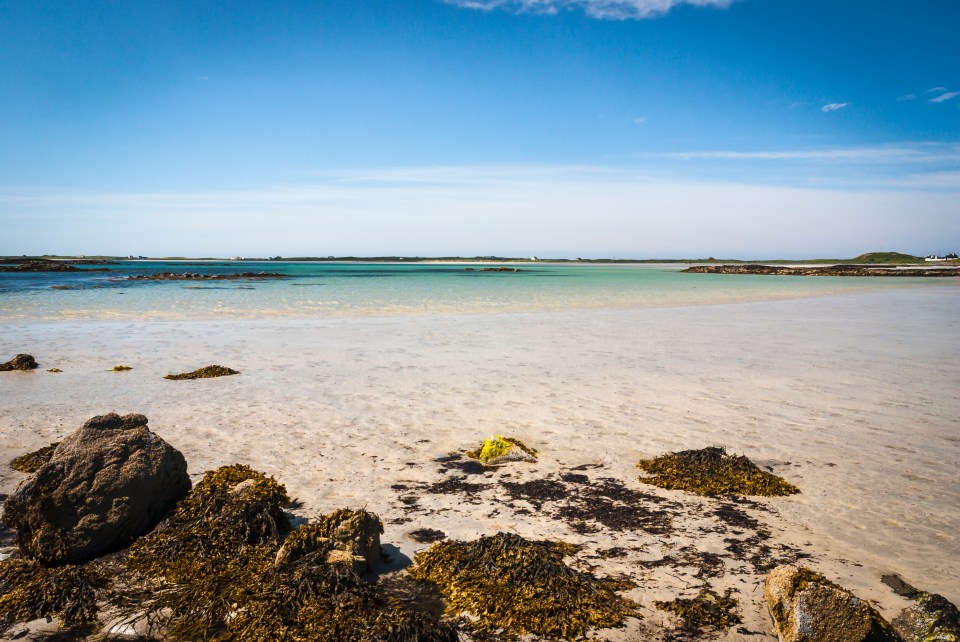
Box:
[1,0,958,258]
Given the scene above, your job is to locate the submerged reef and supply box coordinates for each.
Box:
[124,271,287,281]
[409,532,639,640]
[164,365,239,380]
[637,447,800,496]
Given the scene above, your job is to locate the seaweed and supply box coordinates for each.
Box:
[637,447,799,496]
[465,436,537,465]
[10,442,60,473]
[0,558,108,628]
[112,365,132,371]
[126,464,290,582]
[47,368,63,373]
[164,365,239,380]
[409,529,447,543]
[408,532,639,640]
[655,587,741,630]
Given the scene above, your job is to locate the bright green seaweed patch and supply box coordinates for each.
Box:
[465,435,538,465]
[164,365,239,380]
[0,558,108,627]
[9,442,60,473]
[655,587,741,630]
[408,531,639,640]
[637,447,799,496]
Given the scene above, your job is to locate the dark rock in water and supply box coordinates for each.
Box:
[0,354,39,371]
[0,258,110,272]
[164,364,239,380]
[684,264,960,277]
[478,266,523,272]
[0,413,191,565]
[764,564,899,642]
[124,271,287,281]
[891,591,960,642]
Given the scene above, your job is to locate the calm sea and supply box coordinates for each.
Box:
[0,261,947,321]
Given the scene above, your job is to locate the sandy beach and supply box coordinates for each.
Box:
[2,285,958,640]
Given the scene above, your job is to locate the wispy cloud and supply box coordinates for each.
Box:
[441,0,736,20]
[655,143,960,164]
[926,86,948,94]
[633,116,647,125]
[896,93,916,102]
[821,102,849,113]
[929,90,959,104]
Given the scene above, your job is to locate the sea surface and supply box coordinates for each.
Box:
[0,261,952,320]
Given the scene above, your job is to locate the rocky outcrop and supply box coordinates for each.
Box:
[1,413,190,565]
[0,259,110,272]
[892,591,960,642]
[684,264,960,277]
[764,565,899,642]
[0,354,38,371]
[124,271,287,281]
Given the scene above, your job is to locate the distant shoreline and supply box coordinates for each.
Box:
[4,251,957,266]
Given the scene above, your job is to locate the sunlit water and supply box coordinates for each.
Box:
[0,261,953,320]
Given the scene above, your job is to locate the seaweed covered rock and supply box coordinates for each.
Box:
[0,354,38,371]
[764,565,899,642]
[637,446,799,496]
[465,435,537,465]
[124,490,455,642]
[1,413,190,565]
[164,365,239,380]
[126,464,289,582]
[275,509,383,573]
[409,531,639,640]
[892,591,960,642]
[9,442,60,473]
[0,558,108,628]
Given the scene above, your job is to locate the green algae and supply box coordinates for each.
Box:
[408,531,639,640]
[465,435,538,465]
[0,558,108,627]
[9,442,60,473]
[655,587,741,630]
[637,447,799,496]
[164,365,239,380]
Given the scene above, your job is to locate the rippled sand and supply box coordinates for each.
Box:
[1,286,958,639]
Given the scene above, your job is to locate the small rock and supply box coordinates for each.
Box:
[892,591,960,642]
[0,354,39,371]
[764,564,899,642]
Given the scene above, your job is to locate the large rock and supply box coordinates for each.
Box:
[764,564,899,642]
[892,592,960,642]
[1,413,191,564]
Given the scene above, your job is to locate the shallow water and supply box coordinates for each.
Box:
[0,261,952,320]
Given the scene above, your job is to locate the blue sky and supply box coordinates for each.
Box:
[1,0,958,258]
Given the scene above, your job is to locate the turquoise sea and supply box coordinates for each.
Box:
[0,261,950,321]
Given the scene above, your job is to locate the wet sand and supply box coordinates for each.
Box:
[1,286,958,639]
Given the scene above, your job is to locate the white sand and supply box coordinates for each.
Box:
[1,286,958,639]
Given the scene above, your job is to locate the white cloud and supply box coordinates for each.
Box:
[821,102,849,113]
[441,0,736,19]
[633,116,647,125]
[929,91,959,104]
[925,86,948,93]
[896,93,916,102]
